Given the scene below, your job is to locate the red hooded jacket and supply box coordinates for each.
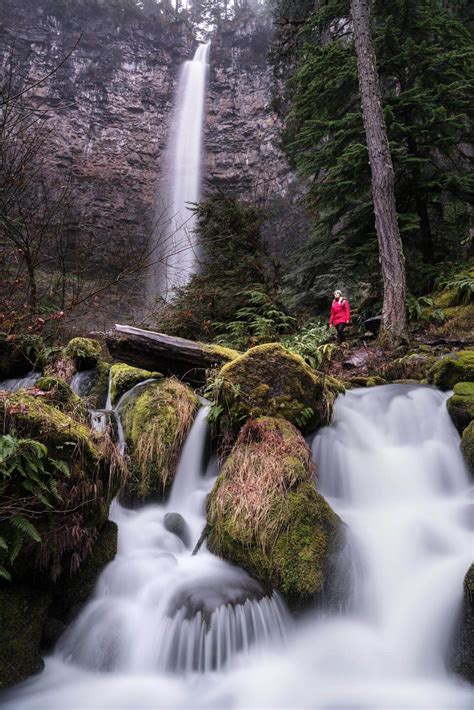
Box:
[329,298,350,326]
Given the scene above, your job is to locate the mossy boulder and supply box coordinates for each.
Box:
[450,564,474,683]
[0,392,123,582]
[0,334,44,378]
[63,337,102,371]
[54,520,118,623]
[207,417,342,606]
[109,363,161,406]
[446,382,474,434]
[461,421,474,476]
[0,586,51,688]
[427,350,474,390]
[120,378,198,502]
[87,361,111,408]
[217,343,344,434]
[36,376,88,421]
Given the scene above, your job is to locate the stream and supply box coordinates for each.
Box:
[2,384,472,708]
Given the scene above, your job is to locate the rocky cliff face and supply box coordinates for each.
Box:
[0,1,291,276]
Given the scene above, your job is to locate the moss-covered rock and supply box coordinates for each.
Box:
[217,343,343,434]
[63,337,102,371]
[207,417,342,606]
[427,350,474,390]
[36,376,88,421]
[450,564,474,683]
[0,585,51,688]
[121,378,198,502]
[54,520,118,622]
[0,334,44,378]
[0,392,123,582]
[87,361,111,408]
[446,382,474,434]
[109,363,161,406]
[461,421,474,477]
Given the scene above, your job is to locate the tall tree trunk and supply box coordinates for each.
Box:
[407,136,435,264]
[351,0,407,345]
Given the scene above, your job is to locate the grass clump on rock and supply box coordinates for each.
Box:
[36,376,88,421]
[207,417,342,606]
[63,337,102,371]
[121,378,198,502]
[109,363,162,406]
[216,343,344,434]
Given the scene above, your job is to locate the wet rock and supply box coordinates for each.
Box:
[0,586,51,689]
[163,512,191,548]
[167,573,265,622]
[450,564,474,683]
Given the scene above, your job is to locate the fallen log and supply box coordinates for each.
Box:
[105,325,239,384]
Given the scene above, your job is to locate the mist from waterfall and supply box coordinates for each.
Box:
[2,384,472,709]
[149,42,210,303]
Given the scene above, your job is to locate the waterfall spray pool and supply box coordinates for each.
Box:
[2,384,472,708]
[150,42,210,300]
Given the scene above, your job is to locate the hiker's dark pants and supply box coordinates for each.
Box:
[336,323,346,342]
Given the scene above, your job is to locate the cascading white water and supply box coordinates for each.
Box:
[154,42,210,299]
[0,372,40,392]
[3,384,472,709]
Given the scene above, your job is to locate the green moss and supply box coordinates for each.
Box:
[88,361,111,408]
[0,585,51,688]
[427,350,474,390]
[121,379,198,502]
[55,520,118,621]
[63,337,102,371]
[200,342,241,362]
[461,421,474,477]
[110,363,161,406]
[207,417,342,606]
[36,376,87,421]
[218,343,343,433]
[0,392,123,581]
[447,382,474,433]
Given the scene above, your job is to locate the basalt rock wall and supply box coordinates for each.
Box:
[0,1,291,275]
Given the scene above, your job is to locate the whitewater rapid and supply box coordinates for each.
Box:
[2,384,472,708]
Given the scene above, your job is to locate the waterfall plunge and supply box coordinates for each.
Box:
[151,43,210,301]
[2,385,472,709]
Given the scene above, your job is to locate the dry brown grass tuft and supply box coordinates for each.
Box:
[208,417,315,550]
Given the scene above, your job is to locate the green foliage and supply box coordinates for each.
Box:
[213,289,296,350]
[0,434,70,581]
[271,0,474,309]
[155,195,289,343]
[281,321,334,369]
[437,274,474,306]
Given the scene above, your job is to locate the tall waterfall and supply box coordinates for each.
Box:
[152,42,210,300]
[2,385,472,709]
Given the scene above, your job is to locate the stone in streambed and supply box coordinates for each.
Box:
[109,363,162,406]
[427,350,474,390]
[450,564,474,683]
[164,512,191,548]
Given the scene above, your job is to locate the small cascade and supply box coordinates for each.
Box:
[0,372,40,392]
[3,384,472,710]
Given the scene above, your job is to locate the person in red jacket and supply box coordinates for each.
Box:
[329,289,350,342]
